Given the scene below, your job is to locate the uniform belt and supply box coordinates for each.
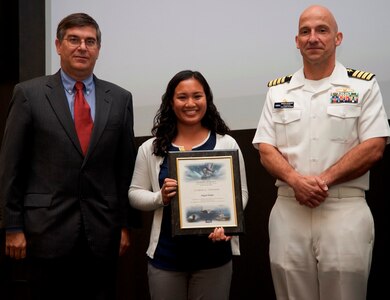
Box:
[278,186,365,198]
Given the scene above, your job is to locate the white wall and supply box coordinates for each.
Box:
[46,0,390,137]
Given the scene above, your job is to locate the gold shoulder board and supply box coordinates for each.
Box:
[267,75,292,87]
[347,68,375,81]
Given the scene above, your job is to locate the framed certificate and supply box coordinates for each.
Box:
[168,149,245,236]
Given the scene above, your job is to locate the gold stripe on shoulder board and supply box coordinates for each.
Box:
[347,68,375,81]
[267,75,293,87]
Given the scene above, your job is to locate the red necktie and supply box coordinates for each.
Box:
[74,81,93,155]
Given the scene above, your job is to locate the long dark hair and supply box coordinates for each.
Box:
[151,70,230,157]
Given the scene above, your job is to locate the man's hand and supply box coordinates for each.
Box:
[292,175,328,208]
[6,231,27,259]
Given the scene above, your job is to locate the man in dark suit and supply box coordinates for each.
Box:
[0,13,138,300]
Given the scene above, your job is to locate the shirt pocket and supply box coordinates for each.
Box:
[272,109,302,147]
[327,105,361,143]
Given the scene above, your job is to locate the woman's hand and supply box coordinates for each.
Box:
[208,227,231,242]
[161,178,178,205]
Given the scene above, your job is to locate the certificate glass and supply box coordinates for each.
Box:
[168,150,245,236]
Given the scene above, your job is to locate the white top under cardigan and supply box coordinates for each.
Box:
[128,133,249,259]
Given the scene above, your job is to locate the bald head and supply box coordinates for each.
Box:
[299,5,338,33]
[295,5,343,78]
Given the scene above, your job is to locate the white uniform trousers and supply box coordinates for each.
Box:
[269,186,374,300]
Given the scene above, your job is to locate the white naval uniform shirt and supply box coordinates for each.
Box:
[253,61,390,190]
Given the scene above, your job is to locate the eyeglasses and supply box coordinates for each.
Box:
[63,36,98,48]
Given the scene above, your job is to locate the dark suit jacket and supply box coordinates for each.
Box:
[0,71,137,259]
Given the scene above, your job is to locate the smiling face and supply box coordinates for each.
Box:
[295,5,342,67]
[172,78,207,128]
[55,25,100,81]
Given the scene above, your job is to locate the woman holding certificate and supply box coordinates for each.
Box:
[129,70,248,300]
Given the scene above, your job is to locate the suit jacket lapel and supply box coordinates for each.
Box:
[87,76,112,158]
[45,71,83,155]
